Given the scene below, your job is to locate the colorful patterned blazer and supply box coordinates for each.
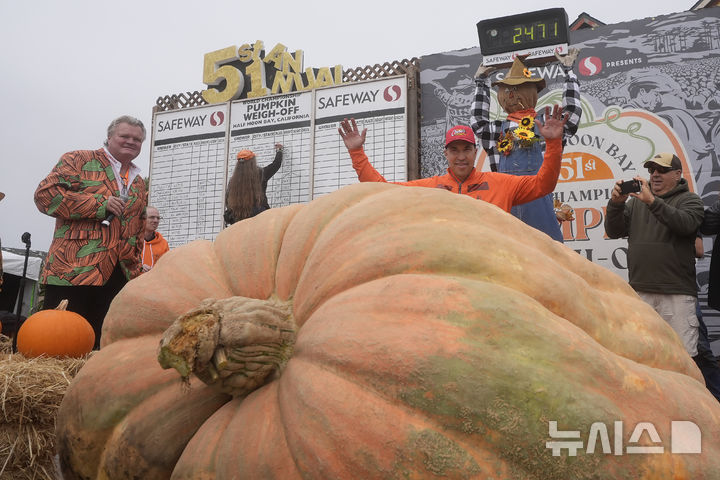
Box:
[34,149,147,286]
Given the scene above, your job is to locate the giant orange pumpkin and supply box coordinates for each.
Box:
[56,183,720,479]
[18,299,94,358]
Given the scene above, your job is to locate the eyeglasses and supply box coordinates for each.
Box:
[647,165,675,175]
[147,216,161,220]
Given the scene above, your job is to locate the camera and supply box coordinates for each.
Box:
[619,179,641,195]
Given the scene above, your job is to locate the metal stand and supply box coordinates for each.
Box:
[11,232,31,352]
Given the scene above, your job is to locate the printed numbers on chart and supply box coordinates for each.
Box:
[560,155,596,182]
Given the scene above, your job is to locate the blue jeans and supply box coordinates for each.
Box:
[498,135,563,242]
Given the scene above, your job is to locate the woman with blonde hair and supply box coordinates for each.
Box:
[224,143,283,225]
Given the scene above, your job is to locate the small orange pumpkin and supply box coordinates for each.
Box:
[17,299,95,358]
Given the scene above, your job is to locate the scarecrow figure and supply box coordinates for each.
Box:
[470,50,581,241]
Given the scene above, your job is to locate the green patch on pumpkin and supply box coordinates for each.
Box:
[393,280,636,479]
[406,429,482,476]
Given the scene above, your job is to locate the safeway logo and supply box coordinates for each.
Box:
[578,57,603,77]
[210,111,225,126]
[383,85,402,102]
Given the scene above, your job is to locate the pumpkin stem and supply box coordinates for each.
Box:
[56,299,69,311]
[157,296,295,397]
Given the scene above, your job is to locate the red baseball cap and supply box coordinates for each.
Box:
[445,125,476,147]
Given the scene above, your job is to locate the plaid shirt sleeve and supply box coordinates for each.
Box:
[561,67,582,141]
[470,75,504,172]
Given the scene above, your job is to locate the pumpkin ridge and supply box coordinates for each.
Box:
[297,268,694,380]
[290,204,698,379]
[274,183,397,303]
[214,202,304,300]
[102,240,235,346]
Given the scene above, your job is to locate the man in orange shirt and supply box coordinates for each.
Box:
[141,206,169,272]
[338,106,567,214]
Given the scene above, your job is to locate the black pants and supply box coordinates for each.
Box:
[42,265,127,349]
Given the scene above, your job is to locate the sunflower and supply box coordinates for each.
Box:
[514,128,535,140]
[523,68,532,78]
[519,116,534,129]
[498,138,513,155]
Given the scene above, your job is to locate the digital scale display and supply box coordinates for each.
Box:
[477,8,570,65]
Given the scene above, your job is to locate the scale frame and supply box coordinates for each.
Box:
[477,8,570,66]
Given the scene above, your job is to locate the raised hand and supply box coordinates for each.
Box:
[338,118,367,150]
[536,105,569,141]
[474,63,497,79]
[555,48,580,68]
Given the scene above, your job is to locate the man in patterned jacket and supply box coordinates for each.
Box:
[35,115,147,349]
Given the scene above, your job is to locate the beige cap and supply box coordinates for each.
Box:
[643,153,681,170]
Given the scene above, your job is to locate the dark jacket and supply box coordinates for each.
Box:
[700,198,720,309]
[604,178,704,296]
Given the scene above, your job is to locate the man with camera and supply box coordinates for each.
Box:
[605,152,706,364]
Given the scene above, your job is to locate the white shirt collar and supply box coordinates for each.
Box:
[103,147,142,194]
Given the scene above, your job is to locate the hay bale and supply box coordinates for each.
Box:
[0,336,11,356]
[0,335,88,480]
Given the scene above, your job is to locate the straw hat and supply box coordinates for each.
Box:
[492,55,546,92]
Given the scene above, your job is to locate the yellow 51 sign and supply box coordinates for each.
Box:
[202,41,343,104]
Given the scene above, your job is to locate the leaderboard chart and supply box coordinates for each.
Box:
[149,76,408,248]
[149,104,228,248]
[313,78,407,198]
[228,92,313,208]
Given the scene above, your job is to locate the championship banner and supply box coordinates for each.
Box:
[419,7,720,344]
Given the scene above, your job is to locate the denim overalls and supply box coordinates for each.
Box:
[498,121,563,242]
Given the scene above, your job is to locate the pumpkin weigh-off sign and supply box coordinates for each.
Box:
[56,183,720,479]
